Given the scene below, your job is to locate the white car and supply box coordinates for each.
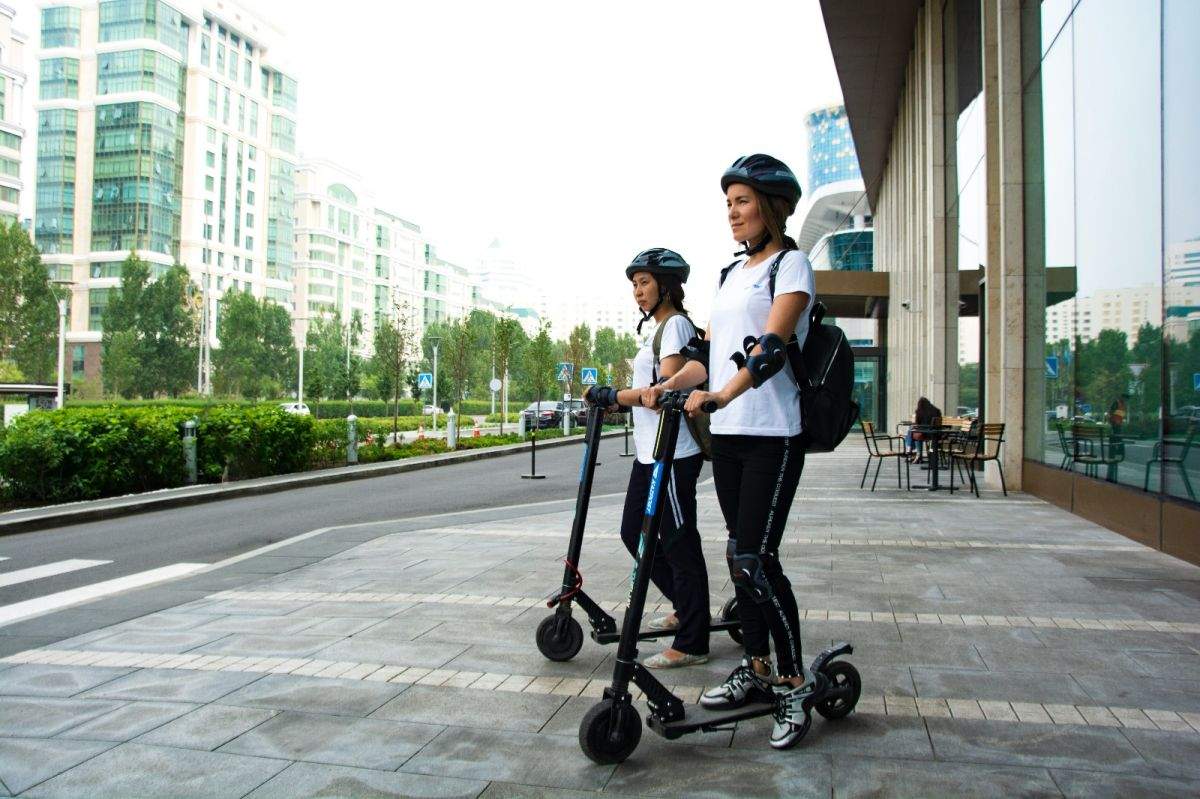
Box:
[280,402,311,415]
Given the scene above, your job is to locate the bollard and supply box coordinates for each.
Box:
[517,411,527,439]
[183,418,198,484]
[347,414,358,465]
[562,406,570,435]
[473,421,480,437]
[417,424,424,440]
[447,409,458,449]
[620,413,634,457]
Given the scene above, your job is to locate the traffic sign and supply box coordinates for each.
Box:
[556,362,573,382]
[417,372,433,390]
[581,367,598,385]
[489,377,502,392]
[1194,372,1200,392]
[1045,356,1058,379]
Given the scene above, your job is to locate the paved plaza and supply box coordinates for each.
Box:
[3,444,1200,797]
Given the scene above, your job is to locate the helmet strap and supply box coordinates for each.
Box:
[735,232,771,257]
[637,290,665,335]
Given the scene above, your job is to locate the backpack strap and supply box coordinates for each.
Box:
[651,313,695,383]
[718,260,739,289]
[766,249,789,300]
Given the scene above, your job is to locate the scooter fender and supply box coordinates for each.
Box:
[809,641,853,675]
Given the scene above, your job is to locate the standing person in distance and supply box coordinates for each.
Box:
[652,154,817,749]
[587,248,711,669]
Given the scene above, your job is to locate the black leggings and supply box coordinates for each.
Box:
[711,433,805,677]
[618,454,710,655]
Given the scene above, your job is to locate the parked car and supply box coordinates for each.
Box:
[280,402,310,415]
[520,401,563,429]
[422,404,438,415]
[564,399,587,426]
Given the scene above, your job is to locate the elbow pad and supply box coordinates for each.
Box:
[680,336,710,371]
[732,333,787,388]
[589,385,628,411]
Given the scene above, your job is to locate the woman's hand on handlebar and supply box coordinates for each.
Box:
[684,389,727,417]
[640,384,665,410]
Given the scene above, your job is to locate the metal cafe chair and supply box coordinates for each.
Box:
[860,421,911,491]
[1144,424,1197,501]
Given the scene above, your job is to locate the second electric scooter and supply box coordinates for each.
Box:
[535,388,742,662]
[577,390,862,763]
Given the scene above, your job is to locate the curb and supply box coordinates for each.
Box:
[0,428,629,536]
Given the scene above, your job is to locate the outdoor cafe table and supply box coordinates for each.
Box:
[910,424,957,492]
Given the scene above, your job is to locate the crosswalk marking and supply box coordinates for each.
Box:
[0,563,206,627]
[0,559,112,589]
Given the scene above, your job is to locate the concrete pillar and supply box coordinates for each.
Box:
[983,0,1026,489]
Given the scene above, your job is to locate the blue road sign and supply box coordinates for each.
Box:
[556,362,573,382]
[1194,372,1200,392]
[1045,356,1058,379]
[581,367,599,385]
[417,372,433,390]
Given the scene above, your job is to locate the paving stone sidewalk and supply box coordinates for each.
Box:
[3,444,1200,797]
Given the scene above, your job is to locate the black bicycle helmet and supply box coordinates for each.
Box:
[625,247,691,282]
[720,154,802,214]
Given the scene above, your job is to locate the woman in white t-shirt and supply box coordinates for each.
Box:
[587,248,710,669]
[652,154,817,749]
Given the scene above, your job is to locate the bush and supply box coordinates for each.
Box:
[196,405,316,481]
[0,405,192,503]
[484,412,522,423]
[311,400,422,419]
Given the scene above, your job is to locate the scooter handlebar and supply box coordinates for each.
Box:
[700,399,719,414]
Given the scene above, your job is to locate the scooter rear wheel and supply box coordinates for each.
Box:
[815,660,861,720]
[536,613,583,661]
[719,597,743,645]
[579,698,642,764]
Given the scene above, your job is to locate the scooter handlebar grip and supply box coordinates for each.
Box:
[701,399,719,414]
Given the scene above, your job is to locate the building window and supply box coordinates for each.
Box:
[206,151,215,168]
[245,235,253,249]
[246,190,255,206]
[39,57,79,100]
[42,6,83,48]
[204,199,213,215]
[205,175,214,191]
[71,344,86,376]
[200,34,210,66]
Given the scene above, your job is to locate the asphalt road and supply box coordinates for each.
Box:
[0,438,669,611]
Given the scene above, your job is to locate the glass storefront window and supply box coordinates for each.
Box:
[1024,0,1197,504]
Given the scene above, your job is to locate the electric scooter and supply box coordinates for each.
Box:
[535,389,742,662]
[577,390,862,764]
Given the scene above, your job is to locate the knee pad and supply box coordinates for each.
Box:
[726,539,772,604]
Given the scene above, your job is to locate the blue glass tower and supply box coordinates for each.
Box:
[806,105,862,192]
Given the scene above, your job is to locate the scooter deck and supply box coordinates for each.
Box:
[647,701,776,740]
[592,618,740,645]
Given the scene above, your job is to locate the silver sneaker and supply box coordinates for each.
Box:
[700,659,773,709]
[647,614,679,631]
[769,675,819,749]
[644,651,709,669]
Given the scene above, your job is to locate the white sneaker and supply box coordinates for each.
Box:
[647,614,679,631]
[769,675,818,749]
[700,659,773,709]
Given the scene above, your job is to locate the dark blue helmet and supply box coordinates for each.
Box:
[721,154,802,214]
[625,248,691,282]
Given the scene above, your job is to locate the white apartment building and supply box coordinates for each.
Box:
[292,158,425,355]
[34,0,298,381]
[0,4,25,226]
[538,291,643,341]
[1045,284,1162,345]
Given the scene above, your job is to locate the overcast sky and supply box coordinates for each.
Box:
[13,0,844,320]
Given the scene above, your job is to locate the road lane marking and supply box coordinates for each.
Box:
[0,563,206,627]
[0,559,113,589]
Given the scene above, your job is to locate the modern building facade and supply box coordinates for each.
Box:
[819,0,1200,562]
[0,4,26,227]
[34,0,298,382]
[292,158,426,355]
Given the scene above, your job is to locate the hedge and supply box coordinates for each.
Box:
[0,404,612,507]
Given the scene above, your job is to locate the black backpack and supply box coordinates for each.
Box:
[719,252,860,452]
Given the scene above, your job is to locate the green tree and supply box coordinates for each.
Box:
[103,329,141,399]
[100,254,197,397]
[0,359,25,383]
[446,318,473,417]
[563,323,592,397]
[0,221,57,382]
[331,311,365,405]
[527,322,556,403]
[1078,328,1129,420]
[493,316,520,433]
[303,313,345,406]
[371,301,417,439]
[213,291,262,398]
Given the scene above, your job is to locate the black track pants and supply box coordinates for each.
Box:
[618,454,711,655]
[711,433,805,677]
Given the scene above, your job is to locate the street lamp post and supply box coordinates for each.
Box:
[50,279,74,409]
[294,316,312,408]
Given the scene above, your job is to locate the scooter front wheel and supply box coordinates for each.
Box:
[579,698,642,764]
[536,613,583,661]
[719,596,743,645]
[815,660,861,720]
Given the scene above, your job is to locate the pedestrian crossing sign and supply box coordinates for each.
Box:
[581,367,598,385]
[418,372,433,390]
[556,362,573,382]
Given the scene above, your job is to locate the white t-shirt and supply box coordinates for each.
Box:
[632,314,702,464]
[708,249,816,437]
